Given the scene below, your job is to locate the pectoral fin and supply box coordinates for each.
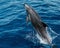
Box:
[26,15,31,23]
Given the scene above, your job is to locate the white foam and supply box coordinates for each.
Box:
[35,27,59,45]
[48,27,59,40]
[36,33,48,44]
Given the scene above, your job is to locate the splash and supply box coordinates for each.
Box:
[35,27,60,45]
[47,27,60,40]
[36,33,49,44]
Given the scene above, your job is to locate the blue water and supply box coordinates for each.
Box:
[0,0,60,48]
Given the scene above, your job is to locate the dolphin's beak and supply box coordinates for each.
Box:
[24,4,30,11]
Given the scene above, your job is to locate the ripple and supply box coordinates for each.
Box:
[0,0,60,48]
[0,15,18,26]
[44,20,60,25]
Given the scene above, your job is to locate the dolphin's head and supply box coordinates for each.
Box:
[24,3,35,17]
[24,4,41,23]
[24,4,31,11]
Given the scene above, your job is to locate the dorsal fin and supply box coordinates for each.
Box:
[41,22,47,27]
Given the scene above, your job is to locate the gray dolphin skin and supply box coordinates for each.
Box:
[24,4,56,48]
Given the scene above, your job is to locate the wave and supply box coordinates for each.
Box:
[44,20,60,25]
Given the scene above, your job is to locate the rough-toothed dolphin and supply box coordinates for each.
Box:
[24,4,57,48]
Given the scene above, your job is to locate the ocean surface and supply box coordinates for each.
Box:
[0,0,60,48]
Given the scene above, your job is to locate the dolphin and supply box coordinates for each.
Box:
[24,4,57,48]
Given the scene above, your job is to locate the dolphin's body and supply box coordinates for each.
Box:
[24,4,57,48]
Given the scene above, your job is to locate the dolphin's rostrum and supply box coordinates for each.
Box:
[24,4,56,48]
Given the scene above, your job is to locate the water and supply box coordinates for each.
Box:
[0,0,60,48]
